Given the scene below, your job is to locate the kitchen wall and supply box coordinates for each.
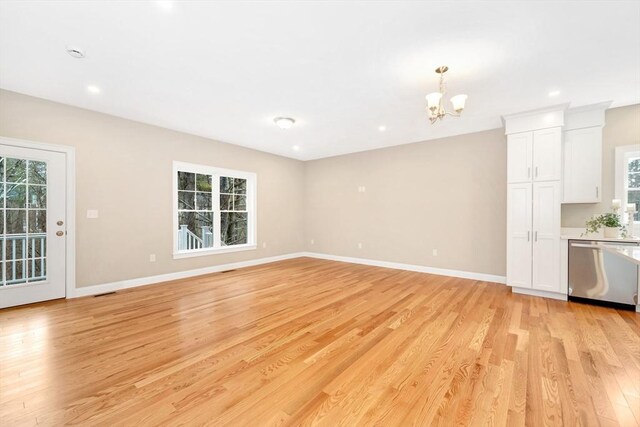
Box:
[0,89,306,288]
[304,128,507,277]
[562,104,640,227]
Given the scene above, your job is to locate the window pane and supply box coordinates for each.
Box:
[629,191,640,221]
[0,157,4,179]
[220,194,232,210]
[234,178,247,194]
[196,192,212,210]
[220,176,233,193]
[28,258,45,282]
[6,238,26,261]
[629,158,640,173]
[178,172,195,191]
[221,212,247,246]
[196,174,212,192]
[178,191,195,209]
[6,260,25,284]
[6,210,26,234]
[28,185,46,208]
[234,195,246,210]
[28,236,46,258]
[177,212,213,250]
[6,159,26,183]
[28,161,47,184]
[6,184,26,208]
[628,172,640,189]
[28,210,46,233]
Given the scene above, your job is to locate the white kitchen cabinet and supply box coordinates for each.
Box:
[533,128,562,182]
[507,132,533,183]
[507,183,533,288]
[532,181,561,292]
[503,106,565,299]
[507,127,561,184]
[563,127,602,203]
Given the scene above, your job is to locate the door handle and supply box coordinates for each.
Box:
[57,220,64,226]
[56,231,64,237]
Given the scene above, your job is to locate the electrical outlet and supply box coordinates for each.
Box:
[358,242,363,249]
[86,209,99,219]
[432,249,438,256]
[149,254,156,262]
[310,239,315,245]
[357,186,367,193]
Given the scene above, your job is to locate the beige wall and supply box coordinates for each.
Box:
[0,90,305,288]
[1,88,636,287]
[304,128,507,277]
[562,104,640,226]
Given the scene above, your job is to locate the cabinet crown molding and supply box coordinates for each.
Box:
[502,103,569,135]
[564,101,612,131]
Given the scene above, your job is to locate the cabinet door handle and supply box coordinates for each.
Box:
[527,231,530,242]
[535,166,538,178]
[535,231,538,242]
[596,186,599,198]
[527,167,531,179]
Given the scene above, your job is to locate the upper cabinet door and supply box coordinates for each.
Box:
[507,132,533,183]
[563,127,602,203]
[532,127,562,182]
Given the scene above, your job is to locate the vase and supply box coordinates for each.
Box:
[603,227,618,238]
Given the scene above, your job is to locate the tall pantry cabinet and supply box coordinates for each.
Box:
[504,107,565,298]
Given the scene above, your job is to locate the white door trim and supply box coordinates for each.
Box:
[0,136,76,300]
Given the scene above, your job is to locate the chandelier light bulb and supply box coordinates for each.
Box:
[450,94,468,112]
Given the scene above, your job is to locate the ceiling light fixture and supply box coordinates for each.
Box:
[274,117,295,129]
[425,66,467,124]
[86,85,101,94]
[65,45,85,59]
[378,125,386,132]
[548,90,560,97]
[292,145,300,151]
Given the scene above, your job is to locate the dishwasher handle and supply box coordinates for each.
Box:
[570,243,603,249]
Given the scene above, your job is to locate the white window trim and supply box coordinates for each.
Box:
[614,144,640,224]
[172,161,257,259]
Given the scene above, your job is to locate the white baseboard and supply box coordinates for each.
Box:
[71,252,306,298]
[301,252,506,284]
[511,287,568,301]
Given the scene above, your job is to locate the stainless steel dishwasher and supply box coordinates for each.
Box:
[568,240,639,306]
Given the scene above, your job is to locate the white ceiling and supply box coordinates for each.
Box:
[1,1,639,160]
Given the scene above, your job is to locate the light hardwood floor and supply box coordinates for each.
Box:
[1,257,639,426]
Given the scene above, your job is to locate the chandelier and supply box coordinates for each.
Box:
[425,66,468,124]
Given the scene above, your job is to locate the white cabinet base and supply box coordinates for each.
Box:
[512,287,568,301]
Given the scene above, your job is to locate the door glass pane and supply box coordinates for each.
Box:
[1,157,47,286]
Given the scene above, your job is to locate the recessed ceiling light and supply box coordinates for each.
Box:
[378,125,386,132]
[86,85,101,94]
[65,45,85,59]
[274,117,295,129]
[548,90,560,97]
[292,145,300,151]
[156,1,173,10]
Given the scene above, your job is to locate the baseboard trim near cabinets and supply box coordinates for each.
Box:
[510,286,568,301]
[71,252,307,298]
[301,252,506,284]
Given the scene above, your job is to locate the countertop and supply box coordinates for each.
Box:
[560,227,640,243]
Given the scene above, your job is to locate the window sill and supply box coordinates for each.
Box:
[173,244,257,259]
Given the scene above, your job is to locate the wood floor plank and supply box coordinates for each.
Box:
[1,257,638,426]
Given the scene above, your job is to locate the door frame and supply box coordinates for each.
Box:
[0,136,76,299]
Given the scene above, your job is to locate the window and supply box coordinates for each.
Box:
[173,161,256,258]
[615,145,640,224]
